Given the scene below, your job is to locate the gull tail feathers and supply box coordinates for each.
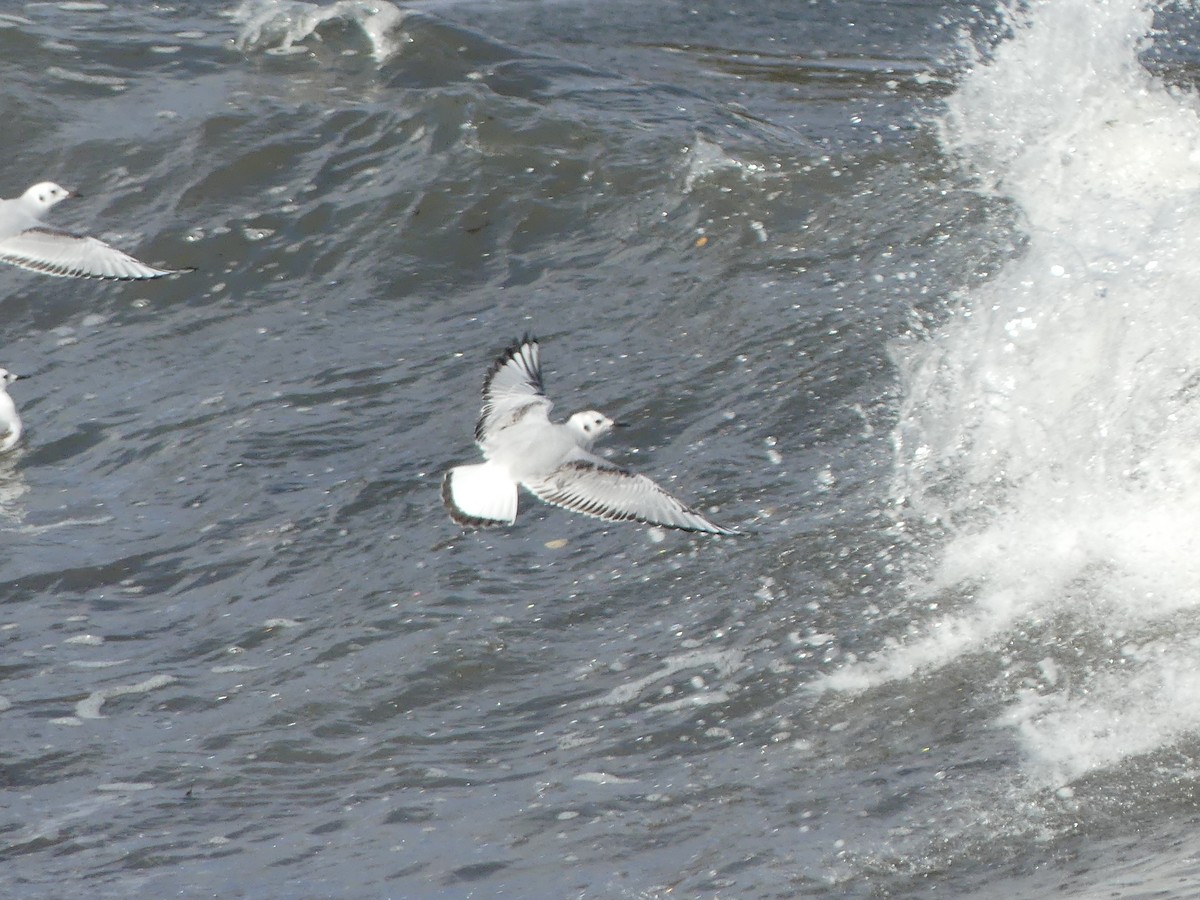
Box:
[442,462,518,527]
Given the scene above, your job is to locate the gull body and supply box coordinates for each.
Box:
[0,181,192,280]
[0,368,24,453]
[443,336,738,535]
[485,410,610,483]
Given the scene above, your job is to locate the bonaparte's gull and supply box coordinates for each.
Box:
[443,335,739,535]
[0,182,193,280]
[0,369,24,452]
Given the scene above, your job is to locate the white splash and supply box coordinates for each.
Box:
[231,0,411,64]
[824,0,1200,787]
[681,135,767,193]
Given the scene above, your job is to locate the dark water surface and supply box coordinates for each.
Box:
[5,0,1200,897]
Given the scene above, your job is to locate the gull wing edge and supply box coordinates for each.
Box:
[475,334,550,443]
[525,457,741,536]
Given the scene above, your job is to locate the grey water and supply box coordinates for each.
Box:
[4,0,1200,897]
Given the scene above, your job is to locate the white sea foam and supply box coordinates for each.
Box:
[230,0,411,64]
[75,673,176,720]
[45,66,127,89]
[681,135,769,193]
[1002,636,1200,785]
[681,137,745,192]
[821,0,1200,787]
[585,648,744,708]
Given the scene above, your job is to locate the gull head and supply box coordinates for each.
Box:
[566,410,626,448]
[0,368,20,387]
[21,181,73,212]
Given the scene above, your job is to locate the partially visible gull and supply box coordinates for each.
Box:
[0,368,24,452]
[0,181,192,280]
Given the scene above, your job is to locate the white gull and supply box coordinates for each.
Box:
[0,182,192,280]
[443,335,739,535]
[0,368,24,452]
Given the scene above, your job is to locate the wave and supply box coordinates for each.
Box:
[230,0,413,63]
[823,0,1200,789]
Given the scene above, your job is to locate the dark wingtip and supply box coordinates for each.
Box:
[145,266,196,279]
[692,510,749,537]
[711,524,750,537]
[492,333,538,367]
[479,334,542,404]
[666,520,747,537]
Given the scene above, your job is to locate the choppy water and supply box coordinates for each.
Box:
[4,0,1200,896]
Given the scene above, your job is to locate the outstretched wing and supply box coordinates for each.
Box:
[475,335,553,443]
[525,453,739,535]
[0,227,193,280]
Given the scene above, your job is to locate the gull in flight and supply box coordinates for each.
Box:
[0,182,193,280]
[0,368,24,452]
[443,335,739,535]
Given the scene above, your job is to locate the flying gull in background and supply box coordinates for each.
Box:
[0,182,192,280]
[443,335,740,535]
[0,368,24,453]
